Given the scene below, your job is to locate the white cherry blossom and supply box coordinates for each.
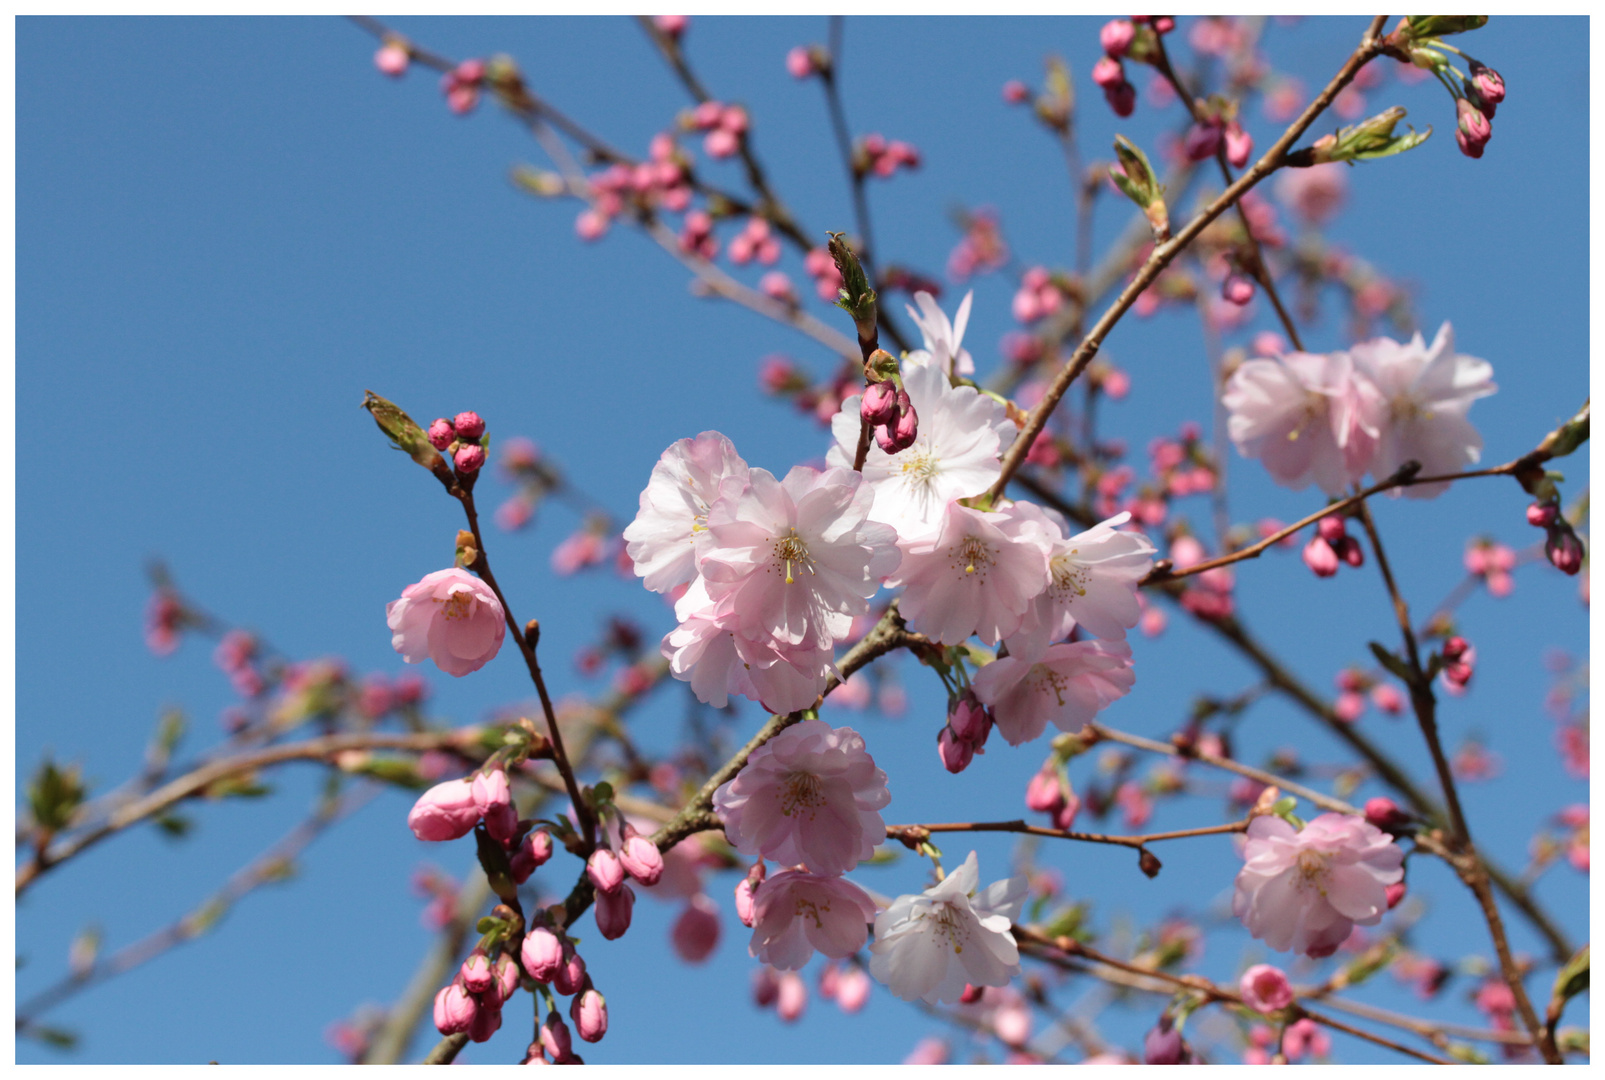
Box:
[905,289,975,377]
[623,431,750,593]
[1003,507,1156,660]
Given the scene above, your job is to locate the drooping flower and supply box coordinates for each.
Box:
[904,290,975,377]
[887,500,1052,646]
[712,719,890,875]
[827,356,1015,540]
[1348,322,1495,498]
[387,568,506,677]
[747,869,879,969]
[1003,507,1156,659]
[971,640,1136,746]
[1233,812,1404,958]
[622,431,751,593]
[697,465,899,650]
[868,851,1028,1004]
[1222,350,1383,496]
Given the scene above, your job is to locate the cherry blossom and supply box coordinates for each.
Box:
[1349,322,1496,497]
[747,869,879,969]
[661,585,837,714]
[622,431,751,593]
[1233,812,1404,957]
[386,568,506,677]
[1003,507,1156,659]
[827,356,1015,540]
[904,290,975,377]
[971,640,1136,745]
[1222,350,1383,496]
[712,719,890,875]
[868,851,1028,1004]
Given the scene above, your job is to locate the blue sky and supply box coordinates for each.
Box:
[15,16,1589,1064]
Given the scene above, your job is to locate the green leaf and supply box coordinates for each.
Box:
[25,1023,79,1050]
[362,390,442,471]
[1540,401,1590,460]
[1551,944,1589,1010]
[476,916,505,935]
[1368,641,1415,684]
[27,758,87,833]
[1271,797,1306,830]
[1405,15,1489,38]
[153,811,193,839]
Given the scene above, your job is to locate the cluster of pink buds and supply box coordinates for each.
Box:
[213,630,265,698]
[1091,54,1137,118]
[854,133,920,179]
[1464,537,1516,597]
[1452,61,1504,159]
[1170,534,1235,622]
[752,967,809,1022]
[1148,428,1215,499]
[585,825,664,940]
[145,589,186,656]
[687,100,748,159]
[1024,763,1079,830]
[1440,635,1474,691]
[426,411,488,475]
[803,246,845,300]
[860,377,919,455]
[518,926,607,1061]
[374,39,409,78]
[408,766,524,844]
[1528,500,1585,575]
[948,207,1009,281]
[440,59,485,116]
[433,946,520,1044]
[937,691,994,773]
[1011,267,1065,324]
[1303,514,1363,578]
[727,216,781,265]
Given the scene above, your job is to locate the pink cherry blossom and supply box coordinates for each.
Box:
[1222,350,1383,496]
[747,869,879,969]
[971,640,1135,746]
[1239,963,1295,1013]
[407,778,482,842]
[660,585,837,714]
[904,290,975,377]
[1004,507,1156,659]
[1274,162,1347,226]
[712,719,890,875]
[671,893,721,963]
[888,500,1051,646]
[1233,812,1404,957]
[387,568,506,677]
[1349,322,1496,497]
[623,431,751,594]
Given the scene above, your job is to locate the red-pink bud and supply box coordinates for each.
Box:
[433,981,478,1035]
[521,928,565,983]
[619,833,665,886]
[454,444,486,474]
[835,966,871,1013]
[408,778,481,842]
[511,829,554,884]
[1151,15,1175,33]
[889,391,919,449]
[587,848,625,894]
[1183,121,1223,162]
[453,411,485,440]
[1385,881,1408,910]
[960,983,985,1004]
[1315,515,1346,544]
[654,14,687,38]
[1025,768,1066,814]
[860,381,899,426]
[1546,524,1584,575]
[1104,80,1137,118]
[938,725,975,773]
[426,417,455,450]
[1471,63,1505,105]
[948,694,990,745]
[468,1001,501,1043]
[718,106,749,135]
[1442,636,1469,662]
[1222,273,1254,306]
[1302,537,1340,578]
[1364,796,1408,831]
[445,84,479,116]
[753,966,780,1008]
[1527,501,1558,528]
[1052,791,1081,832]
[1100,19,1136,57]
[1455,99,1491,158]
[1333,691,1365,724]
[1370,683,1405,715]
[540,1013,573,1061]
[461,949,495,994]
[594,881,635,940]
[1091,56,1126,89]
[1334,535,1364,567]
[494,952,520,1003]
[571,988,608,1043]
[785,45,814,79]
[553,942,586,997]
[1224,122,1253,168]
[671,893,721,963]
[734,878,759,928]
[454,59,485,85]
[472,768,510,815]
[375,42,409,77]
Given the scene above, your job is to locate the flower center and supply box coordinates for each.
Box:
[950,535,995,579]
[917,902,969,955]
[1048,551,1090,601]
[792,894,832,929]
[438,591,476,620]
[1028,664,1069,707]
[778,770,826,818]
[771,528,814,585]
[1295,849,1332,892]
[898,442,940,482]
[1286,393,1328,442]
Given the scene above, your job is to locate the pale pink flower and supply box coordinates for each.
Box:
[712,719,890,875]
[661,588,836,714]
[622,431,751,593]
[1004,507,1156,660]
[1233,813,1404,957]
[1223,349,1384,496]
[671,893,721,963]
[748,869,879,969]
[827,355,1014,540]
[1239,963,1295,1013]
[868,851,1028,1004]
[971,640,1136,746]
[888,500,1051,646]
[1282,1017,1330,1061]
[904,290,975,377]
[776,970,808,1022]
[1349,322,1496,497]
[835,965,872,1013]
[387,568,506,677]
[698,465,899,650]
[1274,163,1347,226]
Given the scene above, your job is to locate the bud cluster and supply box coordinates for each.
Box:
[1303,513,1364,579]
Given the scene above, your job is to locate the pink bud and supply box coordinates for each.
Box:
[1222,273,1254,305]
[948,694,990,745]
[671,893,721,963]
[1316,516,1346,544]
[375,42,409,77]
[426,417,456,450]
[587,848,625,894]
[1333,691,1365,723]
[1104,80,1137,118]
[567,988,608,1043]
[540,1013,573,1061]
[433,981,478,1035]
[1224,122,1253,168]
[1455,98,1491,158]
[776,971,808,1022]
[619,833,664,886]
[1546,525,1584,575]
[522,928,565,983]
[1369,683,1405,715]
[1183,121,1223,162]
[889,391,918,449]
[1151,16,1175,33]
[594,881,635,940]
[1442,636,1469,662]
[938,725,975,773]
[483,802,519,845]
[860,381,899,426]
[718,106,749,135]
[1335,536,1364,567]
[1302,537,1339,578]
[511,829,554,883]
[752,966,780,1007]
[785,45,814,79]
[835,966,871,1013]
[408,778,482,842]
[454,444,486,474]
[1251,331,1288,357]
[454,59,485,85]
[472,768,510,815]
[552,943,586,997]
[1012,287,1043,324]
[1365,796,1408,831]
[1385,881,1408,909]
[1052,791,1081,832]
[1471,63,1505,106]
[461,949,495,994]
[654,14,688,37]
[959,983,985,1004]
[1100,19,1136,57]
[452,411,485,440]
[494,952,520,1003]
[1002,79,1030,104]
[1025,768,1066,814]
[703,128,739,159]
[469,1005,502,1044]
[1091,56,1125,90]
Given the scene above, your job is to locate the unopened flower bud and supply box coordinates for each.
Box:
[1224,122,1253,168]
[1100,19,1135,57]
[938,725,975,773]
[1144,1017,1191,1064]
[1546,523,1584,575]
[553,943,586,997]
[785,45,814,79]
[461,948,495,994]
[453,411,486,440]
[948,693,990,745]
[735,878,759,928]
[571,988,609,1042]
[427,418,456,450]
[1302,536,1340,578]
[1455,98,1491,159]
[433,981,478,1035]
[1025,767,1066,814]
[511,829,554,884]
[860,380,899,426]
[522,927,565,983]
[1385,881,1408,909]
[959,983,985,1004]
[1316,515,1347,544]
[619,832,665,886]
[1470,62,1505,106]
[1527,501,1558,528]
[375,42,410,77]
[1183,121,1223,162]
[1222,273,1254,306]
[594,881,635,940]
[540,1013,573,1061]
[587,848,625,894]
[776,970,808,1022]
[454,444,486,474]
[1364,796,1409,832]
[888,391,919,451]
[1442,636,1469,662]
[408,778,481,842]
[1091,56,1125,90]
[752,966,780,1007]
[1002,79,1030,104]
[1103,80,1137,118]
[495,952,520,1002]
[671,893,721,962]
[1334,535,1364,567]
